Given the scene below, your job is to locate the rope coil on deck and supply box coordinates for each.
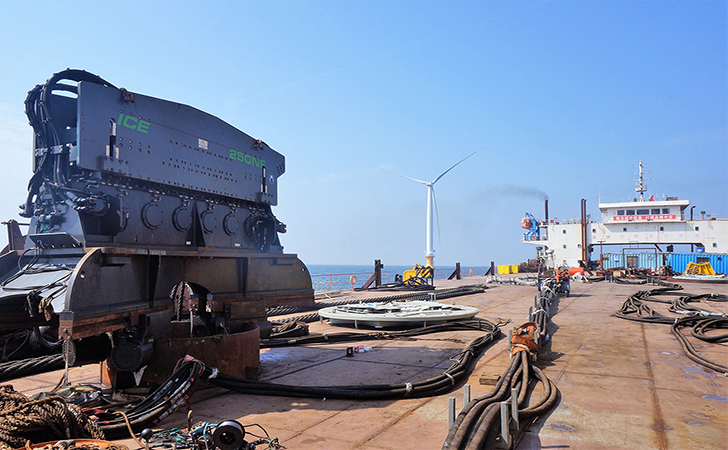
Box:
[0,385,104,449]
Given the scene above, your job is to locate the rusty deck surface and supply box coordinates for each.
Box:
[8,276,727,449]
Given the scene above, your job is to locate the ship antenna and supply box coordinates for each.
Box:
[633,160,650,201]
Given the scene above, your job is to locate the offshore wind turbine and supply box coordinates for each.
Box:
[381,150,480,268]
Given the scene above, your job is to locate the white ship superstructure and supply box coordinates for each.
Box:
[522,162,727,268]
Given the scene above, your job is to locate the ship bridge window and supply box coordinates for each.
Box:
[651,208,660,214]
[637,209,649,215]
[617,210,625,216]
[562,230,567,234]
[626,209,635,215]
[695,226,700,231]
[662,208,670,214]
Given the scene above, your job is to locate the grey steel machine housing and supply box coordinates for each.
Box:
[0,70,312,370]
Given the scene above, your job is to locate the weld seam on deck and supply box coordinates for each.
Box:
[640,323,669,450]
[353,397,433,449]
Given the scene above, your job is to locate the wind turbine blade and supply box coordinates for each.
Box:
[432,186,441,245]
[432,148,482,184]
[379,167,428,184]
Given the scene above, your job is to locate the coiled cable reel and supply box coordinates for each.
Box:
[213,420,247,450]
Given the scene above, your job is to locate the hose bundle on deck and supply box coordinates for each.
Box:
[442,352,558,450]
[95,360,205,439]
[614,281,727,373]
[671,316,728,374]
[442,277,564,449]
[263,319,498,348]
[203,320,501,400]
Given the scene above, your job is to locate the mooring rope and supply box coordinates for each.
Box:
[0,384,104,449]
[27,444,127,450]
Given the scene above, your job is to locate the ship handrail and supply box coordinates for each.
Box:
[310,266,491,293]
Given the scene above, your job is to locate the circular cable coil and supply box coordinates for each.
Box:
[319,300,479,328]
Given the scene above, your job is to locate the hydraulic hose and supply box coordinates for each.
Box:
[262,318,499,348]
[442,277,564,450]
[444,351,559,450]
[202,321,501,401]
[97,359,205,439]
[691,317,728,343]
[615,282,727,374]
[444,354,521,449]
[671,316,728,374]
[21,69,116,217]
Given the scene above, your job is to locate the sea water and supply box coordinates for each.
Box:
[306,264,413,292]
[307,264,415,277]
[306,264,484,292]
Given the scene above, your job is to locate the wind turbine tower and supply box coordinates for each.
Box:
[382,150,480,268]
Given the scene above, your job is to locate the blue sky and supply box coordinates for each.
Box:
[0,1,725,266]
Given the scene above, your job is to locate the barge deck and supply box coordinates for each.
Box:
[7,276,727,449]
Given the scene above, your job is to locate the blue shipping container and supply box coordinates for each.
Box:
[601,252,668,271]
[600,252,727,274]
[667,253,728,275]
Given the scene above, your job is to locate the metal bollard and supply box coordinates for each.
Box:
[511,387,519,431]
[449,396,457,429]
[508,327,516,357]
[500,401,511,447]
[495,389,521,448]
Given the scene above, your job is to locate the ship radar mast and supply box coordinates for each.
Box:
[633,160,650,201]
